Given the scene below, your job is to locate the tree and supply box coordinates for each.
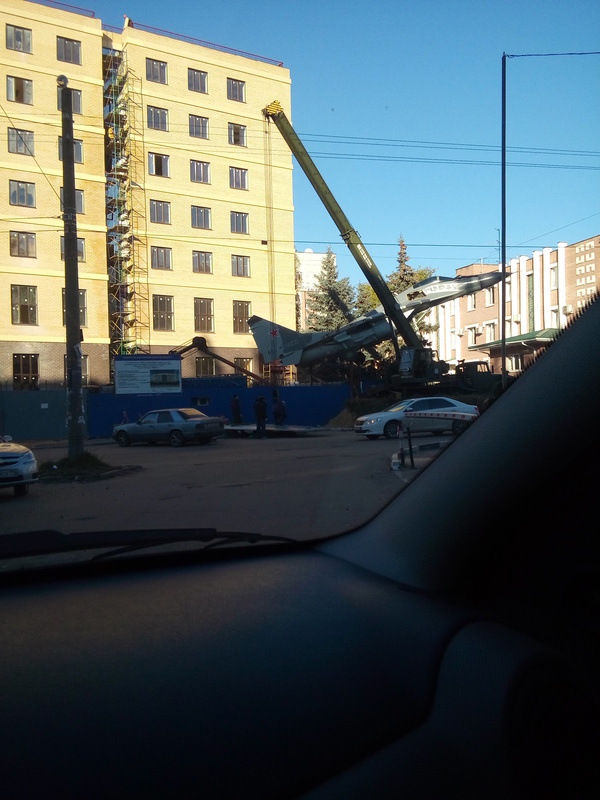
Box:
[294,252,302,330]
[355,282,378,317]
[387,235,435,295]
[306,247,356,331]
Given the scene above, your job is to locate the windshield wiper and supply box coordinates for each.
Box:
[0,528,300,562]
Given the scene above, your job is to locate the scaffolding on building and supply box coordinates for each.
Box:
[103,47,150,366]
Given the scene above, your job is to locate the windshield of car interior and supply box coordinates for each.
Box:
[0,0,596,562]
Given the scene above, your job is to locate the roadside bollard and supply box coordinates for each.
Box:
[397,422,405,466]
[406,426,415,468]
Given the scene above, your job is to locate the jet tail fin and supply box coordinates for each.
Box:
[248,316,318,365]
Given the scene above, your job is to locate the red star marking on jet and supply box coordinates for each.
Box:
[270,328,279,338]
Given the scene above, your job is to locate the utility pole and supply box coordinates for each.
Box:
[501,54,507,391]
[59,75,85,458]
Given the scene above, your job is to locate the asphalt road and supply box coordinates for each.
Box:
[0,430,449,540]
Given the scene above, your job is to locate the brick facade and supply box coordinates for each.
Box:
[1,0,294,389]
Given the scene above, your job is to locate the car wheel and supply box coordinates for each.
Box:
[383,420,400,439]
[169,430,185,447]
[14,483,29,497]
[452,419,470,435]
[116,431,131,447]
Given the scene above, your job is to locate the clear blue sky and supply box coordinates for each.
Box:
[57,0,600,285]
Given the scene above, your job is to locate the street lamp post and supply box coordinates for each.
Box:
[501,53,507,391]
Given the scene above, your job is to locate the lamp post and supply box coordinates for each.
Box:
[59,75,85,458]
[501,53,507,391]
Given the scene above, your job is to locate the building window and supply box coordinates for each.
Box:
[190,160,210,183]
[229,167,248,190]
[234,357,253,376]
[230,211,249,234]
[193,251,212,274]
[147,106,168,131]
[228,123,246,146]
[13,354,39,390]
[194,298,214,332]
[150,200,170,224]
[550,265,558,290]
[485,286,495,306]
[58,136,83,163]
[57,87,82,114]
[485,322,496,342]
[7,75,33,104]
[189,114,209,139]
[151,246,172,270]
[153,295,174,330]
[467,327,477,347]
[9,180,35,207]
[10,231,36,258]
[188,68,208,93]
[146,58,167,84]
[196,356,215,377]
[62,288,87,327]
[467,293,476,311]
[148,152,170,177]
[8,128,34,155]
[60,237,86,262]
[192,206,211,230]
[227,78,246,102]
[6,25,32,53]
[233,300,251,333]
[232,255,250,277]
[57,36,81,64]
[60,187,85,214]
[11,285,37,325]
[64,354,89,387]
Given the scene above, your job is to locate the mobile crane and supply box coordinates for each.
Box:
[263,100,448,386]
[169,337,265,385]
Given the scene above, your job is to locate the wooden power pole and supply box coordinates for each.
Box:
[59,75,85,458]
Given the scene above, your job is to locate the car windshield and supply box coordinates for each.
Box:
[0,0,596,563]
[384,401,414,413]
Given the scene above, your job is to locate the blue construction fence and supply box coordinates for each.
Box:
[0,379,353,441]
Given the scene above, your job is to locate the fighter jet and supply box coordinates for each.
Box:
[249,271,501,367]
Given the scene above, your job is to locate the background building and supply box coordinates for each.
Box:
[429,236,597,374]
[1,0,295,389]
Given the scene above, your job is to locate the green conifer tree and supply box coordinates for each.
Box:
[306,247,356,331]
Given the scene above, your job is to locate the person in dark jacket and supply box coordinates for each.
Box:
[253,395,267,437]
[231,395,242,425]
[273,399,287,426]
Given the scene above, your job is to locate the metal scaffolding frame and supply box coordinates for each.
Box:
[103,47,150,366]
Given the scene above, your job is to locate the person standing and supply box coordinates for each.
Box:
[253,395,267,438]
[231,394,242,425]
[273,398,287,426]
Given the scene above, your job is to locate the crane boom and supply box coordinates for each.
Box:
[263,100,421,351]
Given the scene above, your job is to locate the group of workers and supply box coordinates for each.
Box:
[231,392,287,437]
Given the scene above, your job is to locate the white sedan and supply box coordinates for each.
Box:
[354,396,479,439]
[0,436,39,496]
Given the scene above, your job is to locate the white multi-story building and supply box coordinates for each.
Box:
[429,236,597,374]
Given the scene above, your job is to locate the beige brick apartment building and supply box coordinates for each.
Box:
[1,0,295,389]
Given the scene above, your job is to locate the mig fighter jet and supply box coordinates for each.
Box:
[249,271,501,366]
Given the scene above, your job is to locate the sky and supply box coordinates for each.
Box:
[47,0,600,286]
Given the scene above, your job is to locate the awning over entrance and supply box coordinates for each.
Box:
[471,328,559,366]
